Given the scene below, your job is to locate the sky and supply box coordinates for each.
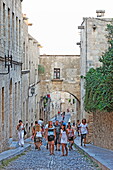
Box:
[22,0,113,55]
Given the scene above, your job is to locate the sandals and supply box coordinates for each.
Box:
[61,154,64,156]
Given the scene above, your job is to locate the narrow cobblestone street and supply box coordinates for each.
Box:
[2,141,98,170]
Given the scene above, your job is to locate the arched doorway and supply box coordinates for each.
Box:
[39,91,80,123]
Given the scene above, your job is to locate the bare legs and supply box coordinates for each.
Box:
[69,140,74,150]
[48,141,54,155]
[61,144,68,156]
[57,143,60,150]
[81,134,86,146]
[36,141,42,150]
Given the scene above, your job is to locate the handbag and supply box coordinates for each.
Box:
[24,129,27,136]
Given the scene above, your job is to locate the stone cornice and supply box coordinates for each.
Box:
[21,70,30,74]
[0,56,22,65]
[51,79,63,82]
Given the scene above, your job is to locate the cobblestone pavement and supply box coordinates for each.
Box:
[3,142,98,170]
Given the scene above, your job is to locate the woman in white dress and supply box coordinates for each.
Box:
[60,123,68,156]
[17,120,25,147]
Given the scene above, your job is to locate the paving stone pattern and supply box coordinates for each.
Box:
[3,142,98,170]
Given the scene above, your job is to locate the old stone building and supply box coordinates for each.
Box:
[78,10,112,119]
[38,55,80,123]
[0,1,40,152]
[0,0,23,151]
[21,14,40,136]
[78,11,113,146]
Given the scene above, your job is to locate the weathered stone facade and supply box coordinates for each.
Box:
[39,55,80,99]
[79,17,112,119]
[21,15,40,136]
[0,0,23,151]
[78,15,113,143]
[39,55,80,122]
[93,111,113,150]
[0,1,40,152]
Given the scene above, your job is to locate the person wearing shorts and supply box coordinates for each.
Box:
[32,121,42,150]
[54,120,61,151]
[67,124,74,150]
[46,121,56,155]
[80,118,89,146]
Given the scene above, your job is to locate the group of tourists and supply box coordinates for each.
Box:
[17,118,89,156]
[44,120,75,156]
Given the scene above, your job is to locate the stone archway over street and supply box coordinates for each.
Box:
[39,55,80,100]
[38,55,80,121]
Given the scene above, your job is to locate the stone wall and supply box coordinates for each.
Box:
[39,55,80,100]
[0,0,40,152]
[93,111,113,150]
[39,55,81,122]
[0,0,23,152]
[79,17,112,119]
[78,16,113,143]
[22,18,40,136]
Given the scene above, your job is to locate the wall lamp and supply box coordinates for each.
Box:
[29,87,35,97]
[92,24,97,31]
[0,51,12,75]
[76,42,81,46]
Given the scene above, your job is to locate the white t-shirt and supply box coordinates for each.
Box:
[61,129,68,144]
[45,124,48,129]
[80,123,88,134]
[45,124,55,136]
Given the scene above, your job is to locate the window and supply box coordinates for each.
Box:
[54,68,60,79]
[8,8,10,49]
[19,20,21,48]
[16,17,18,50]
[3,3,5,36]
[12,13,14,51]
[2,87,4,124]
[15,83,17,114]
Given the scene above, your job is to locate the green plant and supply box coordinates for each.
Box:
[38,64,45,74]
[0,152,26,168]
[68,99,71,103]
[84,24,113,112]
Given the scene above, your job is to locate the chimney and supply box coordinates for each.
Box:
[96,10,105,17]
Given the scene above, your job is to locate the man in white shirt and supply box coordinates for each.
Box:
[80,119,89,146]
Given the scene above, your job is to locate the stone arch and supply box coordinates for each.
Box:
[39,90,80,123]
[39,55,80,122]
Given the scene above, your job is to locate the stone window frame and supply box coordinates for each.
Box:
[54,68,60,79]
